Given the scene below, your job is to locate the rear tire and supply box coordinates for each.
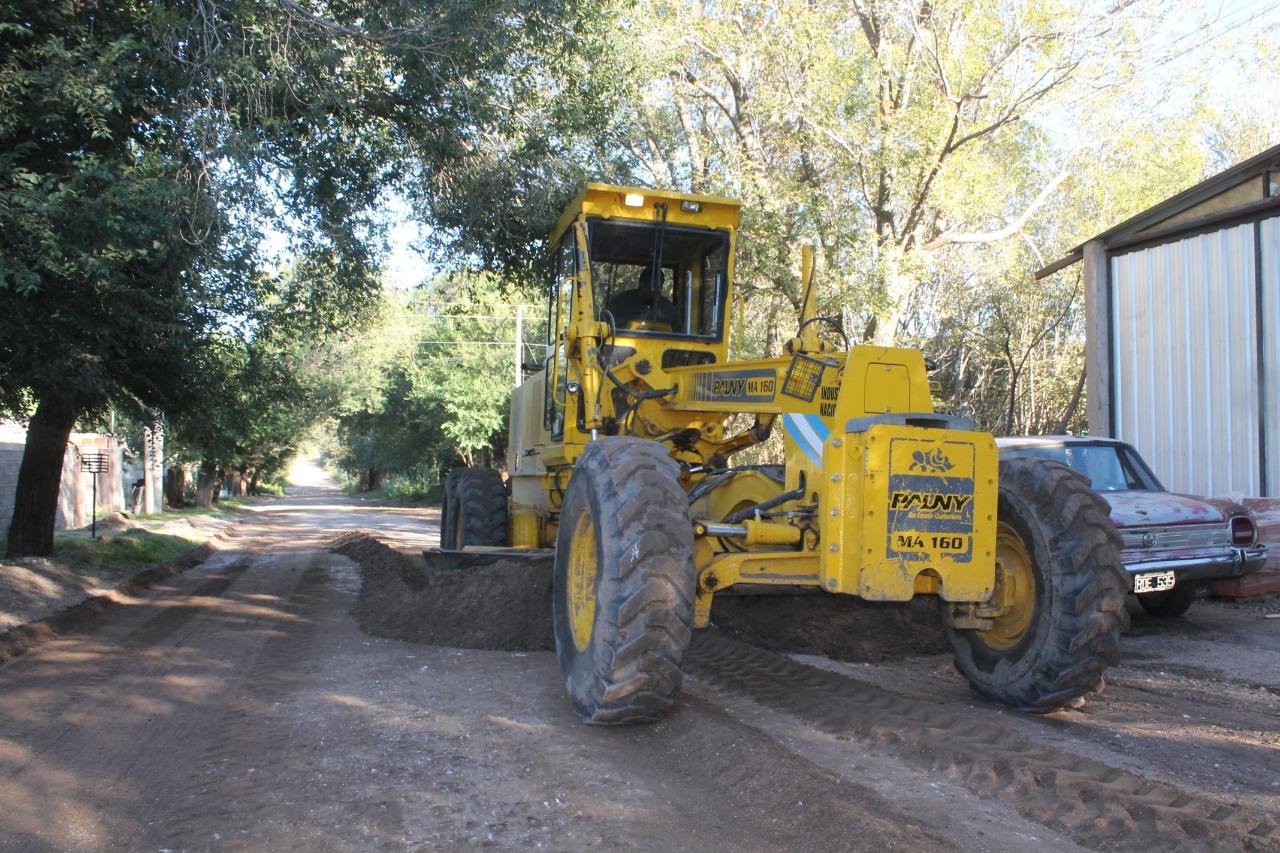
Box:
[1137,584,1195,618]
[946,459,1128,712]
[446,468,507,548]
[553,438,696,724]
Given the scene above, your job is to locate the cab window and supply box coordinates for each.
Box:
[586,219,729,339]
[544,234,575,435]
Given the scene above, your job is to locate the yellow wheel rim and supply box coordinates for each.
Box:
[567,509,598,653]
[980,522,1037,650]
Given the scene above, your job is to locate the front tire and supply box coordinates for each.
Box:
[946,459,1128,712]
[553,438,696,724]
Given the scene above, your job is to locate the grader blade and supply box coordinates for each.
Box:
[422,547,554,573]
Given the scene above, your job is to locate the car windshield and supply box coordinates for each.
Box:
[1000,444,1156,492]
[586,218,729,339]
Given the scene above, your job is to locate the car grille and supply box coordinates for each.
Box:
[1120,522,1230,551]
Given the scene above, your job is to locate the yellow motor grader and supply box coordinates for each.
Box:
[442,183,1127,724]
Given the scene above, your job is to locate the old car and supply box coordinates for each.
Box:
[996,436,1266,617]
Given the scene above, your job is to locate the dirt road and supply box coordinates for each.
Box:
[1,464,1276,851]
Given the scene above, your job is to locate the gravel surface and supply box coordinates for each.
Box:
[0,460,1275,852]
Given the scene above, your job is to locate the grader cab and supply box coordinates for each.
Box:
[442,183,1127,724]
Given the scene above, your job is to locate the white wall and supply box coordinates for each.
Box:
[0,422,125,533]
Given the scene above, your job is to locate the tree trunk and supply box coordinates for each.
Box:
[6,392,79,557]
[366,466,381,491]
[195,462,218,508]
[764,289,785,357]
[228,467,244,497]
[1003,364,1021,437]
[873,247,911,347]
[248,469,260,496]
[164,465,186,508]
[1056,365,1087,434]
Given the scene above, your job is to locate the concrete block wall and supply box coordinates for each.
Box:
[1,421,125,534]
[0,437,24,533]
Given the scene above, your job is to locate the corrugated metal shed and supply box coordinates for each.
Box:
[1110,224,1263,496]
[1037,144,1280,497]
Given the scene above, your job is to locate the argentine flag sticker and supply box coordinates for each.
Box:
[782,413,830,467]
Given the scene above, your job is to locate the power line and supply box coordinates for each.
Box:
[416,340,549,346]
[417,314,549,322]
[1046,0,1279,118]
[414,301,542,309]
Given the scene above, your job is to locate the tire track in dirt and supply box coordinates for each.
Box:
[0,557,252,763]
[686,632,1280,852]
[0,531,240,665]
[150,557,350,849]
[0,555,314,851]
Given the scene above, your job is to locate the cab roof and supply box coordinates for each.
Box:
[550,182,741,245]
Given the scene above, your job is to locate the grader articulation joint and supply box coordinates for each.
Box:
[441,183,1128,724]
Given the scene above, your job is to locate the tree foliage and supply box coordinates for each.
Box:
[0,0,608,551]
[326,273,542,488]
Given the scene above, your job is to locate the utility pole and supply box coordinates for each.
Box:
[514,304,524,389]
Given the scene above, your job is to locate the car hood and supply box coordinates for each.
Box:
[1100,491,1234,528]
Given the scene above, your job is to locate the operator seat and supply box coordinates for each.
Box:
[605,266,679,331]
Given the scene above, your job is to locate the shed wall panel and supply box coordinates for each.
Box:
[1110,223,1260,496]
[1263,216,1280,495]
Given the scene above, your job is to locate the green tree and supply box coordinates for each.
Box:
[326,273,540,487]
[606,0,1177,349]
[0,0,217,553]
[1,0,606,554]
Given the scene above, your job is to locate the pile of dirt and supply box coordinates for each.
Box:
[0,558,107,632]
[333,532,948,659]
[332,532,554,651]
[708,593,949,663]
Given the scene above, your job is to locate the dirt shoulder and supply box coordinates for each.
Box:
[0,505,246,646]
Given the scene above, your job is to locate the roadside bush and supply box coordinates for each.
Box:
[385,467,443,504]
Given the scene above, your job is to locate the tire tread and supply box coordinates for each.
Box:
[948,458,1128,713]
[448,468,507,548]
[554,438,696,725]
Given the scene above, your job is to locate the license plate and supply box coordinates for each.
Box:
[1134,571,1176,594]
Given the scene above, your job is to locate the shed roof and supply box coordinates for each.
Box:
[1035,142,1280,279]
